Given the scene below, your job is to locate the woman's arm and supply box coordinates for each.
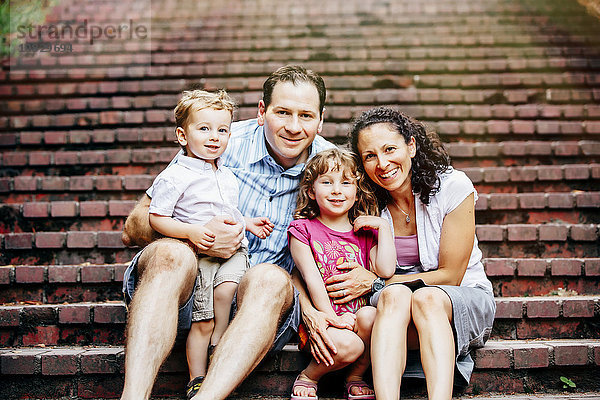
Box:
[386,192,475,286]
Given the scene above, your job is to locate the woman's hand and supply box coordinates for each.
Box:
[325,262,376,304]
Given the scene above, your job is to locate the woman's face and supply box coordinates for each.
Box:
[356,122,416,193]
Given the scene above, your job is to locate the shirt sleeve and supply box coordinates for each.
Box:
[148,176,184,217]
[440,169,478,215]
[146,149,184,198]
[287,219,310,245]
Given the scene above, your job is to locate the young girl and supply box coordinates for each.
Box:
[288,148,396,400]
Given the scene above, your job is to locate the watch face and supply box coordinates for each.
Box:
[373,279,385,292]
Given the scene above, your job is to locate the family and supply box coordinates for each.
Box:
[119,65,496,400]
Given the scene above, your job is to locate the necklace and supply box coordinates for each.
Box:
[391,197,411,223]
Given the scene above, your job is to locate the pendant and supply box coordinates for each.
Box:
[405,215,410,223]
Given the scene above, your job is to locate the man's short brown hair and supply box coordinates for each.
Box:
[262,65,326,115]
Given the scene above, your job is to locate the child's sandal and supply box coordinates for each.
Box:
[345,380,375,400]
[290,374,318,400]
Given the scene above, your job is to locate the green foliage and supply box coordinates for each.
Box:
[560,376,576,389]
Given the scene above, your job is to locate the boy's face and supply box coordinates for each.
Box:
[257,81,324,170]
[176,107,232,164]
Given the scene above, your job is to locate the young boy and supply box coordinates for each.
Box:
[147,89,274,399]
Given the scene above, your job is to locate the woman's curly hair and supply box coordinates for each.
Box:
[294,148,379,221]
[349,107,451,207]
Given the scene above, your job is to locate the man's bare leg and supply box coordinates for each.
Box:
[121,239,197,400]
[192,263,294,400]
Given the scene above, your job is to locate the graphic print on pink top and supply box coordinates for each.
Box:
[288,218,377,315]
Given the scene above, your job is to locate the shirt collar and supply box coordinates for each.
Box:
[175,154,219,171]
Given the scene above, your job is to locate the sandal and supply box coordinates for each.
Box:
[290,374,318,400]
[345,380,375,400]
[185,375,204,400]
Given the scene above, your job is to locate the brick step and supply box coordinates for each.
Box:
[1,165,598,201]
[1,296,599,347]
[1,340,599,398]
[1,258,598,304]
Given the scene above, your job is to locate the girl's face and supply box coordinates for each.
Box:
[309,164,357,220]
[356,122,416,193]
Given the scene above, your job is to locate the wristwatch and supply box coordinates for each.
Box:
[371,277,385,293]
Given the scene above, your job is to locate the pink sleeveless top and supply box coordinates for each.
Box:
[395,234,420,266]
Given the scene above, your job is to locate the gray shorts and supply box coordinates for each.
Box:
[370,279,496,386]
[122,248,300,350]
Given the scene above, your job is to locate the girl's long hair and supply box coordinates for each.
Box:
[294,148,379,221]
[349,107,451,207]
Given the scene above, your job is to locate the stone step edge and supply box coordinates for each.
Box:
[1,258,599,285]
[1,296,599,327]
[1,339,599,375]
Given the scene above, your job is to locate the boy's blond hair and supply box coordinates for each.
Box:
[174,89,236,128]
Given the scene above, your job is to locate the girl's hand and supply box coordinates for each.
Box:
[353,215,390,232]
[246,217,274,239]
[187,224,216,251]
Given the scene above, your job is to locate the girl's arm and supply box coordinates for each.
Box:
[289,236,340,319]
[386,193,475,286]
[149,213,215,251]
[354,216,396,278]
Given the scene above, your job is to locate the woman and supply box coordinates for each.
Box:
[347,107,496,399]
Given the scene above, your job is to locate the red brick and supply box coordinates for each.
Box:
[105,149,131,164]
[96,176,123,191]
[553,343,589,366]
[23,325,60,346]
[484,258,515,276]
[70,176,94,191]
[511,120,535,135]
[80,201,107,217]
[131,149,158,164]
[44,131,67,145]
[576,192,600,208]
[1,348,46,374]
[0,266,12,284]
[489,194,517,210]
[124,175,153,190]
[550,259,582,276]
[14,176,39,191]
[593,165,600,179]
[19,131,42,144]
[474,343,511,369]
[594,344,600,366]
[93,130,116,144]
[526,299,560,318]
[570,225,598,241]
[495,298,523,318]
[124,111,144,124]
[69,131,91,144]
[539,224,568,241]
[15,265,46,283]
[23,202,49,218]
[517,193,545,209]
[117,128,138,142]
[48,265,78,283]
[59,304,91,324]
[81,348,122,373]
[552,141,580,156]
[81,265,113,283]
[462,168,483,183]
[97,232,125,248]
[509,166,537,182]
[5,233,34,249]
[513,343,550,368]
[54,151,79,165]
[517,259,548,276]
[474,143,500,157]
[537,166,563,181]
[486,120,510,135]
[51,201,78,217]
[67,232,96,248]
[463,121,485,135]
[526,141,552,156]
[79,150,105,165]
[3,152,27,166]
[447,143,474,159]
[562,299,595,318]
[108,200,135,216]
[507,225,537,241]
[536,120,560,135]
[547,193,573,209]
[41,348,83,375]
[580,140,600,156]
[584,259,600,276]
[0,177,10,192]
[584,121,600,134]
[483,168,509,183]
[0,307,20,327]
[41,177,68,191]
[475,194,488,211]
[28,151,52,166]
[476,225,504,241]
[35,232,66,248]
[114,264,127,283]
[564,165,590,180]
[94,304,127,323]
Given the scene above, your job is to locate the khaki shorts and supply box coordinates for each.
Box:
[192,247,249,322]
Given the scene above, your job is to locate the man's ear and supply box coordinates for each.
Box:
[317,108,325,134]
[176,127,187,147]
[257,100,266,126]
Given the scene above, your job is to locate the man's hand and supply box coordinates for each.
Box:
[202,215,243,258]
[245,217,274,239]
[325,262,376,304]
[302,306,352,366]
[337,312,357,332]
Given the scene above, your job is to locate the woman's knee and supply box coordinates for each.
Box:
[411,287,452,321]
[377,284,412,314]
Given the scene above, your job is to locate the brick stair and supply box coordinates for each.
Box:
[2,0,600,398]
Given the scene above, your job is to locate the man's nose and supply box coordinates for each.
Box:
[286,115,301,134]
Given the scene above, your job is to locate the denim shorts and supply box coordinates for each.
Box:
[123,248,300,350]
[370,279,496,386]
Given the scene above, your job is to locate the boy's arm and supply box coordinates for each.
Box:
[149,213,215,251]
[289,236,339,318]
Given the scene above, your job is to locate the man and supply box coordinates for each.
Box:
[120,65,374,400]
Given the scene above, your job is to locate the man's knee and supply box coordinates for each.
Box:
[138,238,196,277]
[240,263,292,296]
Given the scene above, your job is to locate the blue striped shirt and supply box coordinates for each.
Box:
[222,119,335,272]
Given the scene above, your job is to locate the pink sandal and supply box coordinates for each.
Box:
[345,380,375,400]
[290,374,318,400]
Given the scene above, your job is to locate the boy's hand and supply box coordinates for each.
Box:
[353,215,390,232]
[245,217,274,239]
[187,224,216,251]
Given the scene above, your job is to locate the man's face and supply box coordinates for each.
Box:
[257,81,324,169]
